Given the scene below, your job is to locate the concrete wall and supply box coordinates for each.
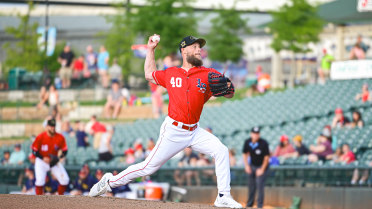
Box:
[182,186,372,209]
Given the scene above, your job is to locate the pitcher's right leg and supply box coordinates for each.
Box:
[108,123,189,188]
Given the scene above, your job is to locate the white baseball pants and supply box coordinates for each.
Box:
[35,157,70,186]
[109,116,231,194]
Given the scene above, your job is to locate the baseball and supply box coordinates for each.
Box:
[152,35,160,42]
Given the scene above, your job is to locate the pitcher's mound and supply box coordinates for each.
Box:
[0,194,224,209]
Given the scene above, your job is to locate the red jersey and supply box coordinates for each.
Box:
[32,131,68,158]
[152,66,220,124]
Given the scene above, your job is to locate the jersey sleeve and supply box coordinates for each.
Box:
[152,70,166,87]
[31,134,41,152]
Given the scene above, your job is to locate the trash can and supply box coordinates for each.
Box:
[7,68,26,90]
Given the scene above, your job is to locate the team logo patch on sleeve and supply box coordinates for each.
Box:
[196,78,207,93]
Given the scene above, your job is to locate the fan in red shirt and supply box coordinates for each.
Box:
[72,55,85,79]
[31,119,69,195]
[340,143,356,164]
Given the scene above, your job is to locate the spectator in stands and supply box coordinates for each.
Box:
[317,48,334,84]
[145,138,155,158]
[322,125,338,151]
[308,133,333,163]
[22,166,36,195]
[330,146,343,162]
[98,45,110,88]
[174,148,200,186]
[349,110,364,128]
[196,153,216,184]
[356,35,370,53]
[331,108,350,128]
[229,149,237,167]
[349,43,366,60]
[44,174,59,195]
[163,52,181,69]
[124,148,136,165]
[1,150,10,165]
[85,115,106,149]
[47,85,59,115]
[75,121,89,148]
[95,169,103,181]
[351,161,372,185]
[242,126,270,209]
[134,143,145,161]
[98,126,114,162]
[9,144,26,165]
[28,153,36,166]
[85,45,98,76]
[108,58,122,84]
[58,44,75,88]
[292,135,310,157]
[37,85,48,109]
[355,83,371,103]
[256,67,271,93]
[70,167,98,196]
[104,81,124,119]
[149,82,164,119]
[61,120,73,138]
[339,144,356,164]
[72,55,85,79]
[273,135,296,158]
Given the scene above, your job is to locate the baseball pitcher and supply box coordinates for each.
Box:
[89,35,241,208]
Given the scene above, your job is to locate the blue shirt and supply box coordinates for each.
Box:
[45,178,59,193]
[76,131,88,147]
[25,178,36,190]
[97,51,109,70]
[112,185,131,194]
[74,175,98,192]
[9,151,26,164]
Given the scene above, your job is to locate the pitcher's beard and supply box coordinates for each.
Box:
[186,55,203,67]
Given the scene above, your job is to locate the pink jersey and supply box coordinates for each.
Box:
[152,66,220,124]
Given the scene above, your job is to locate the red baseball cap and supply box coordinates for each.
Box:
[280,135,289,142]
[335,108,343,114]
[125,148,135,155]
[135,144,143,150]
[28,153,36,159]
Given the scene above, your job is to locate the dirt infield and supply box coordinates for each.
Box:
[0,194,234,209]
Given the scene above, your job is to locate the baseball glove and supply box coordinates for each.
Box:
[49,155,60,167]
[208,72,235,97]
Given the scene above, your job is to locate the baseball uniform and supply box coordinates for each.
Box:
[32,130,69,195]
[109,65,231,194]
[90,35,242,208]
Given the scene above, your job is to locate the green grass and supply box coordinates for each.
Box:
[0,101,35,108]
[0,136,28,141]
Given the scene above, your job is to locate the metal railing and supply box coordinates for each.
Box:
[1,165,371,188]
